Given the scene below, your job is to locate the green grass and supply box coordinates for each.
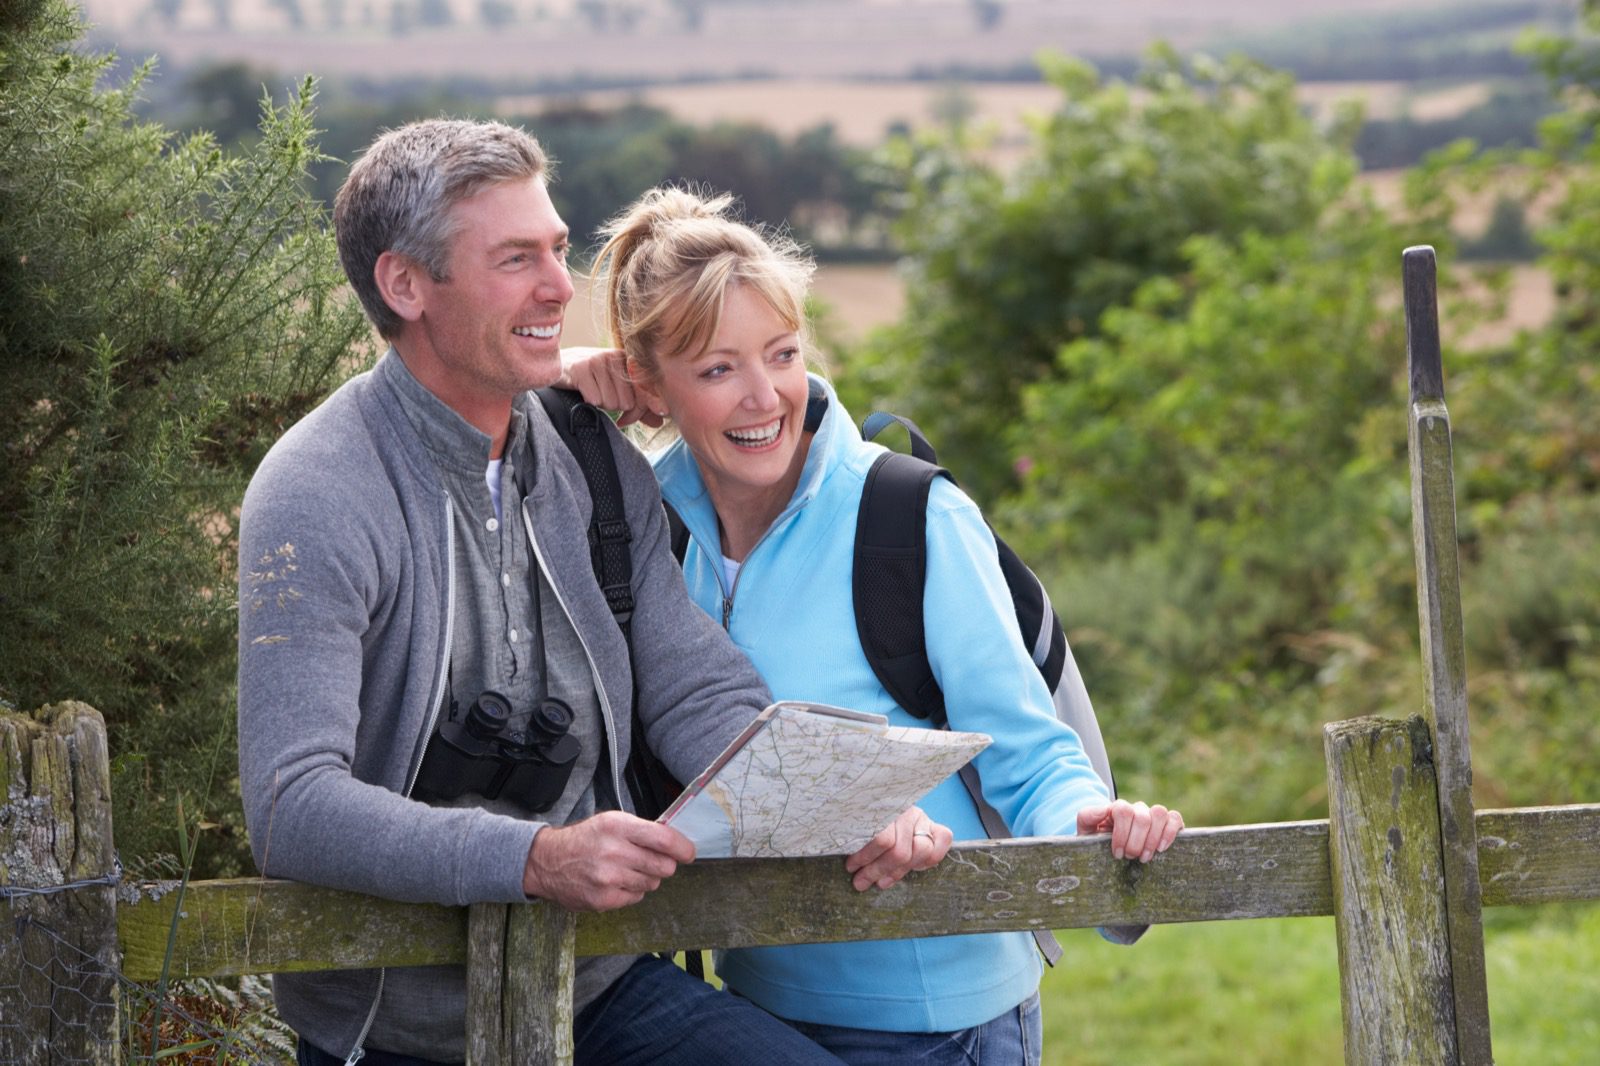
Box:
[1038,901,1600,1064]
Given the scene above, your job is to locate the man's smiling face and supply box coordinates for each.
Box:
[402,176,575,428]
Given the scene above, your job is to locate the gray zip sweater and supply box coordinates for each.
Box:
[238,350,771,1058]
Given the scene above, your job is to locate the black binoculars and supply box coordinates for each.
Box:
[411,691,581,813]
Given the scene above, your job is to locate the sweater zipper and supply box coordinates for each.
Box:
[522,498,626,807]
[712,515,789,632]
[350,494,458,1066]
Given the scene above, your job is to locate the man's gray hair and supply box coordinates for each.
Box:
[334,119,552,340]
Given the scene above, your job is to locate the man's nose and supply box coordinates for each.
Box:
[537,257,575,306]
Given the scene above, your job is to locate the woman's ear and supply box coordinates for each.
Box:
[373,250,427,326]
[629,359,669,417]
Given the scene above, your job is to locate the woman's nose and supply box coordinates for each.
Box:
[742,367,780,410]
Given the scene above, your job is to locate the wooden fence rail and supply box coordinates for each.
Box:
[4,246,1597,1064]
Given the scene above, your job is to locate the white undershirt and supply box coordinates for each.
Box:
[721,554,742,591]
[486,458,504,523]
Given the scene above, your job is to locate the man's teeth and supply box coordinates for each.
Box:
[726,422,781,446]
[513,324,560,338]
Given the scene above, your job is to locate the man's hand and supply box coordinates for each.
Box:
[1075,799,1183,863]
[557,347,663,428]
[523,810,695,910]
[844,806,953,891]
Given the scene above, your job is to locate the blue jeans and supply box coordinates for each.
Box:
[776,992,1042,1066]
[297,955,845,1066]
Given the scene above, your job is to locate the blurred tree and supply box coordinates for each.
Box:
[182,61,280,145]
[1459,195,1537,260]
[480,0,516,28]
[268,0,306,29]
[849,48,1364,502]
[149,0,182,27]
[0,1,370,875]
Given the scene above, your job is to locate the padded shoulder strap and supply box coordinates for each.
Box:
[536,387,634,630]
[663,500,690,564]
[536,388,686,821]
[854,451,952,722]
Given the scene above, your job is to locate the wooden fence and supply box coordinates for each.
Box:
[4,247,1599,1065]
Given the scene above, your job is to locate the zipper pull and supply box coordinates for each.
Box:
[721,596,732,629]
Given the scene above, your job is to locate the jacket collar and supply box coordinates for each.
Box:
[376,349,534,478]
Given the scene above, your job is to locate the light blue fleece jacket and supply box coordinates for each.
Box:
[652,375,1112,1033]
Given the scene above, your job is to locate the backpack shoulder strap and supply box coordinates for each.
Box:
[854,450,952,723]
[536,387,634,632]
[535,388,681,819]
[663,499,690,564]
[861,410,940,464]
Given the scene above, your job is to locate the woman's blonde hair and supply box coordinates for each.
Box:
[590,186,816,384]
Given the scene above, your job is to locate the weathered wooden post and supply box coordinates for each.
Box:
[0,703,120,1065]
[1403,245,1493,1062]
[465,900,576,1066]
[1325,715,1458,1063]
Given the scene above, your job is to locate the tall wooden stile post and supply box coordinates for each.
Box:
[1402,245,1494,1062]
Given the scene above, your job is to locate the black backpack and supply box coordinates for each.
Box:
[850,411,1142,954]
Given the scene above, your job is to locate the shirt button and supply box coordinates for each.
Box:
[509,628,519,643]
[485,517,499,532]
[501,572,511,587]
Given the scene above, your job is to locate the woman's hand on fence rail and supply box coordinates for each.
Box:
[522,810,697,910]
[1076,800,1183,864]
[845,806,954,891]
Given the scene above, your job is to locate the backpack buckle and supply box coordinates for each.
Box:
[591,518,632,548]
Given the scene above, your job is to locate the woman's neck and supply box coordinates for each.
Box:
[702,432,813,562]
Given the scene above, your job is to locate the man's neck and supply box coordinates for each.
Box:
[394,345,514,458]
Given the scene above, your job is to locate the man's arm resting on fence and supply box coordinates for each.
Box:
[523,811,697,910]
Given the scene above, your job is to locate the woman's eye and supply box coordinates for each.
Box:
[775,347,800,363]
[699,364,730,380]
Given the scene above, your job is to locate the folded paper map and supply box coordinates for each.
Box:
[659,701,991,858]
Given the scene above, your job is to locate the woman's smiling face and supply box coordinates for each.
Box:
[640,283,810,513]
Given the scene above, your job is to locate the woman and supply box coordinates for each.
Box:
[566,187,1182,1065]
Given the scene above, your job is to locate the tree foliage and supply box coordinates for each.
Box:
[0,0,370,873]
[837,21,1600,825]
[850,48,1364,500]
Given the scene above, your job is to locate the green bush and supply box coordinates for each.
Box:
[0,0,370,875]
[847,48,1362,502]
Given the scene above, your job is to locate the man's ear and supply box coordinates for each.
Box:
[373,250,428,326]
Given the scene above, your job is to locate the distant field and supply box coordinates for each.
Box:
[498,78,1497,160]
[81,0,1513,81]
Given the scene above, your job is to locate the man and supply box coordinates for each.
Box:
[237,119,941,1066]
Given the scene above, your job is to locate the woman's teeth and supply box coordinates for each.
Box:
[726,421,781,446]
